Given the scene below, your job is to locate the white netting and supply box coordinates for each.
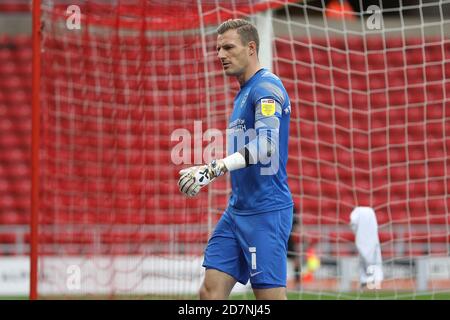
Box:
[35,0,450,299]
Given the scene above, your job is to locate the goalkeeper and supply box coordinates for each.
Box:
[178,19,293,300]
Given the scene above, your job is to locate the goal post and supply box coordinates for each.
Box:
[33,0,450,299]
[254,9,274,72]
[30,0,42,301]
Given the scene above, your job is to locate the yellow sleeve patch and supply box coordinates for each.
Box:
[261,99,276,116]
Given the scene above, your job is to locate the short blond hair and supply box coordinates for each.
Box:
[216,19,260,54]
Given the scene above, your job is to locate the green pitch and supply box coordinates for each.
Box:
[2,291,450,300]
[232,291,450,300]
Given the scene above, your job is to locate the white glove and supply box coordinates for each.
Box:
[178,160,227,197]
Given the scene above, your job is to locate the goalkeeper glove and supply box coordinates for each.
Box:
[178,160,227,197]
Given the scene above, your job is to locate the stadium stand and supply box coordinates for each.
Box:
[0,32,449,259]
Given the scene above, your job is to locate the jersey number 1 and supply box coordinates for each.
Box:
[249,247,257,270]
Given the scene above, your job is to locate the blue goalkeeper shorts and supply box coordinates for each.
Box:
[202,205,293,289]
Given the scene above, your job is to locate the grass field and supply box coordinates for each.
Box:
[236,291,450,300]
[3,291,450,300]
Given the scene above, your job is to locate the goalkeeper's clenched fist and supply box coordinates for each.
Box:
[177,151,248,197]
[178,160,228,197]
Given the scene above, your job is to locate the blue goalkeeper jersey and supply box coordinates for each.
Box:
[226,68,293,215]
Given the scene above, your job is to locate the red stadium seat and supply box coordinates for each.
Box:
[0,212,28,224]
[425,65,444,81]
[408,202,430,224]
[366,37,385,51]
[405,231,449,244]
[348,53,366,71]
[388,89,406,106]
[347,37,364,51]
[427,161,446,178]
[276,61,294,78]
[378,232,394,243]
[367,52,386,70]
[329,231,355,243]
[405,44,424,64]
[274,41,292,60]
[0,233,16,244]
[175,231,209,243]
[403,247,427,257]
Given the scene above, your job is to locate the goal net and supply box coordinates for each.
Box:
[35,0,450,299]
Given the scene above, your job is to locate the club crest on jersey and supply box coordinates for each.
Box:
[228,118,246,131]
[261,99,276,116]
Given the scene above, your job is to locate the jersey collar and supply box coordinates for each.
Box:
[240,68,266,89]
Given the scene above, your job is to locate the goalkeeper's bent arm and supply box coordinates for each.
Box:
[177,104,280,197]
